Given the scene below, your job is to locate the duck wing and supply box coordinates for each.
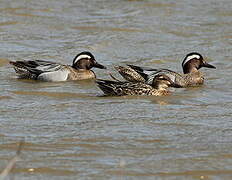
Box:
[10,60,63,78]
[127,64,177,82]
[126,64,160,82]
[114,66,147,83]
[96,79,154,96]
[127,64,184,88]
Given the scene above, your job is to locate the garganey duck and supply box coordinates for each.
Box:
[115,52,216,88]
[10,51,106,81]
[96,74,175,96]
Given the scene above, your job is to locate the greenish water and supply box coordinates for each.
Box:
[0,0,232,179]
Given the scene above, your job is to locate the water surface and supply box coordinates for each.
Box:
[1,0,232,179]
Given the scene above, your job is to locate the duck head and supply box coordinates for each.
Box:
[182,52,216,74]
[72,51,106,70]
[152,74,176,90]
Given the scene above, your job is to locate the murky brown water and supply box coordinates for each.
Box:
[1,0,232,179]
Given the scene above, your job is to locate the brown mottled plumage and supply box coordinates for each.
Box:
[114,66,145,83]
[66,67,96,80]
[96,74,174,96]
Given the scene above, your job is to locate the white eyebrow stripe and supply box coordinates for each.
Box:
[74,55,91,64]
[183,54,200,66]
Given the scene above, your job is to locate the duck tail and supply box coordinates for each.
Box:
[10,61,28,74]
[9,61,38,79]
[9,61,26,69]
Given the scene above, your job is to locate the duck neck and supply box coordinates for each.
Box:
[183,66,198,74]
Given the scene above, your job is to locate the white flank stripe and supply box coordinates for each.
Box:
[74,55,91,64]
[37,69,69,82]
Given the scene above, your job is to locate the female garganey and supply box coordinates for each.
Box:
[96,74,175,96]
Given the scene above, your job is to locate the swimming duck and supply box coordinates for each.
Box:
[115,52,216,88]
[96,74,175,96]
[9,51,106,82]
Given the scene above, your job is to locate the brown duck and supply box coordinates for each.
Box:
[96,74,176,96]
